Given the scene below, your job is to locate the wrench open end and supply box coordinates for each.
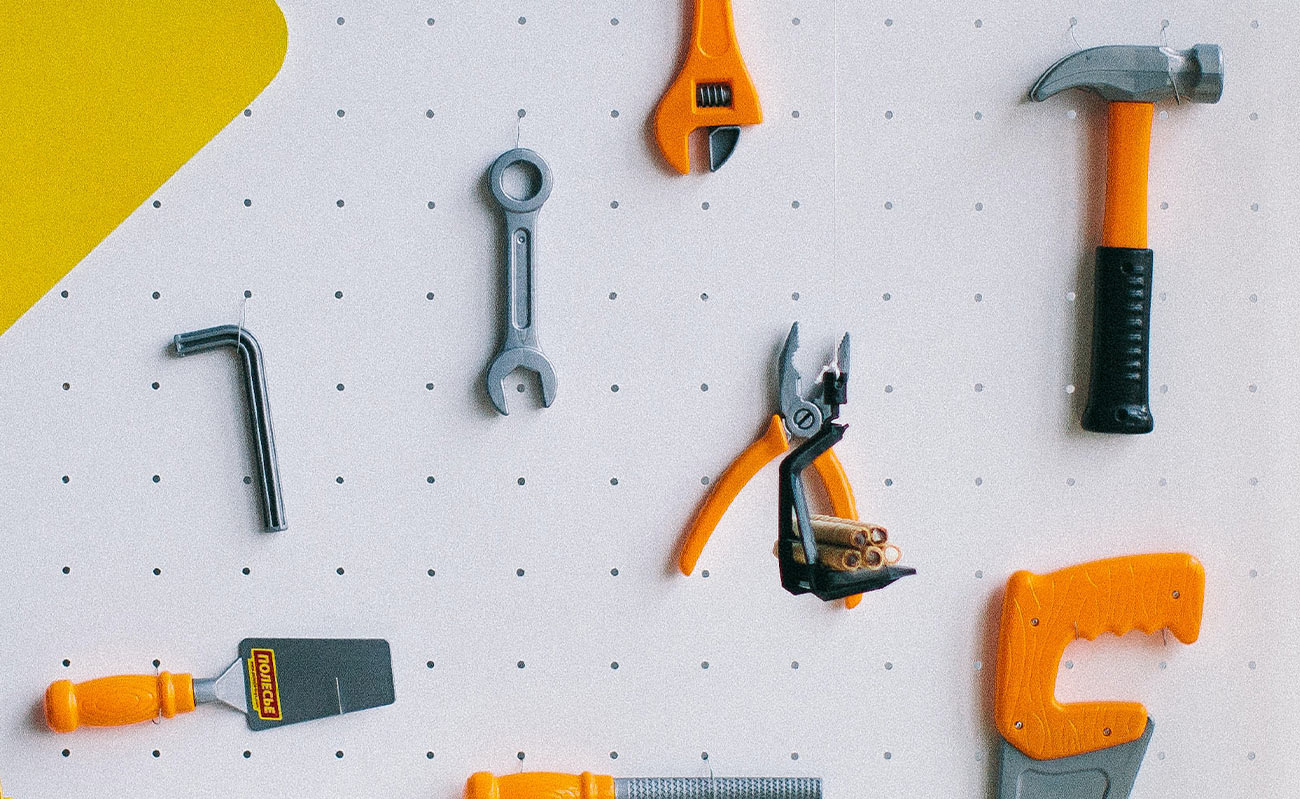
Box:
[486,347,558,415]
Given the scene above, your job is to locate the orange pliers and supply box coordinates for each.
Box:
[678,323,865,608]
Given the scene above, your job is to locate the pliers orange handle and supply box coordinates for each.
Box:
[679,414,864,608]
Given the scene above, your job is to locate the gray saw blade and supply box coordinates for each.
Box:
[997,718,1154,799]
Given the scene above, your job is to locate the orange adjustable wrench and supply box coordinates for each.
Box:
[653,0,762,173]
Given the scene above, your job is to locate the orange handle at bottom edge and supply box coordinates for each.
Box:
[466,771,615,799]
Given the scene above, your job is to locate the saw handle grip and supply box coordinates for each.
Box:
[465,771,614,799]
[994,553,1205,761]
[1082,247,1154,434]
[45,672,196,733]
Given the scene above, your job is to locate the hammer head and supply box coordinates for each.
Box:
[1032,44,1223,104]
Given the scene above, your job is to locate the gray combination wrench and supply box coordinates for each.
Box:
[485,147,558,414]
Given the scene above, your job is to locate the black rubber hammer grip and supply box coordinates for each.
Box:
[1081,246,1154,434]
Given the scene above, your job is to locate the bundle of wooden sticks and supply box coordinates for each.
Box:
[774,514,902,571]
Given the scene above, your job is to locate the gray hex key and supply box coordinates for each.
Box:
[173,325,285,532]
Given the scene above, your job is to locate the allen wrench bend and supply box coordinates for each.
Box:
[173,324,286,532]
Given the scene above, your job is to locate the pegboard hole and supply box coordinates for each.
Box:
[62,749,70,758]
[517,477,526,485]
[1030,618,1039,626]
[791,661,799,669]
[152,568,161,576]
[427,660,435,669]
[516,568,525,577]
[974,111,983,120]
[701,201,710,210]
[61,290,69,298]
[1065,477,1076,486]
[610,200,619,209]
[62,566,70,574]
[336,567,345,575]
[243,750,251,759]
[152,382,160,390]
[1248,661,1256,670]
[336,16,344,25]
[517,661,525,669]
[792,110,800,118]
[427,751,435,759]
[62,659,70,667]
[336,383,345,391]
[426,382,435,390]
[975,202,983,211]
[611,110,620,118]
[517,16,526,24]
[336,199,345,208]
[425,109,435,119]
[610,568,619,576]
[610,751,619,759]
[152,750,160,758]
[243,199,252,207]
[336,476,344,484]
[242,567,250,575]
[974,661,982,671]
[974,477,983,486]
[243,108,252,117]
[611,384,619,392]
[610,661,619,670]
[700,292,709,301]
[884,662,893,670]
[701,570,710,578]
[792,17,800,25]
[336,109,345,118]
[427,476,436,484]
[791,200,800,209]
[336,751,344,759]
[974,383,984,392]
[517,752,526,761]
[244,475,252,484]
[884,478,893,487]
[427,18,434,26]
[974,570,983,578]
[884,752,892,760]
[428,569,436,577]
[611,17,619,25]
[700,383,709,392]
[701,752,709,761]
[700,476,710,485]
[153,659,160,667]
[792,292,801,301]
[152,474,160,483]
[884,385,893,393]
[701,661,710,669]
[1065,660,1073,669]
[609,477,619,485]
[61,475,70,484]
[884,110,893,120]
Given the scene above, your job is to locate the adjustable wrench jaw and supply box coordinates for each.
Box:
[653,0,762,174]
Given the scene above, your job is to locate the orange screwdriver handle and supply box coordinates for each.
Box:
[994,553,1204,761]
[466,771,614,799]
[45,672,196,733]
[679,415,789,575]
[653,0,762,174]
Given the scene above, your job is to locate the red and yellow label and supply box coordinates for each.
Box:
[247,648,282,721]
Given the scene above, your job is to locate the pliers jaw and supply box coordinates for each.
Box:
[778,322,843,439]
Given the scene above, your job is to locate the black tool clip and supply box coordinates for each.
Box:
[776,334,916,601]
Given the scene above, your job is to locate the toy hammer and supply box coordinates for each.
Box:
[1032,44,1223,433]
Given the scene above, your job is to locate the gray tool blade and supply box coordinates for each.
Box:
[997,718,1154,799]
[707,125,741,171]
[615,777,821,799]
[237,638,394,731]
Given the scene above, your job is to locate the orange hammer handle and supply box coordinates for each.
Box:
[45,672,196,732]
[466,771,614,799]
[993,553,1204,761]
[1101,102,1153,249]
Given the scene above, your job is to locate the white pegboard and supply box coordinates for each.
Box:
[1,1,1297,797]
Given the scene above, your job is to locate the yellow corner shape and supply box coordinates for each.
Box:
[0,1,288,336]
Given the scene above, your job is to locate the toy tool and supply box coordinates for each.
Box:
[45,638,393,733]
[653,0,761,173]
[1031,44,1223,433]
[466,771,821,799]
[679,322,875,607]
[993,554,1205,799]
[174,324,285,531]
[484,147,558,414]
[776,333,914,601]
